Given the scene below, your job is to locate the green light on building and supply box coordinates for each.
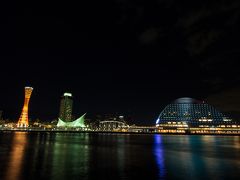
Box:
[57,113,86,128]
[59,92,73,122]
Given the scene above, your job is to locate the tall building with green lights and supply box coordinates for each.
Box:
[59,93,73,122]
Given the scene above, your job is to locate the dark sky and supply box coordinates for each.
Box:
[0,0,240,124]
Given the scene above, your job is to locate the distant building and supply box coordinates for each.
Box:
[156,97,239,134]
[57,114,86,128]
[97,114,129,131]
[59,93,73,122]
[103,114,126,122]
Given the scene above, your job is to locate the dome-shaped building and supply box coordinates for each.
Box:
[155,97,236,133]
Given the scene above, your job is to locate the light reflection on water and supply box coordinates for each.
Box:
[50,133,89,179]
[0,132,239,180]
[4,132,27,180]
[116,135,127,179]
[157,135,240,179]
[154,135,166,179]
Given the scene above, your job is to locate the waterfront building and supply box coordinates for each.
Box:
[98,115,129,131]
[17,87,33,127]
[57,113,86,128]
[156,97,240,134]
[59,92,73,122]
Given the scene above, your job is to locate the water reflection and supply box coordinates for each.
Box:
[117,135,127,179]
[2,132,90,180]
[5,132,27,180]
[200,136,240,179]
[1,133,240,180]
[154,135,166,179]
[159,135,240,179]
[51,133,90,179]
[233,136,240,149]
[27,132,56,178]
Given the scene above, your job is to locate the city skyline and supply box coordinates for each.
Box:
[1,86,239,135]
[0,1,240,180]
[0,0,239,123]
[0,86,237,125]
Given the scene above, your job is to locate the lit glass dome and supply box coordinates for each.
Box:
[156,97,230,127]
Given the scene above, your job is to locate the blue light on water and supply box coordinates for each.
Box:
[154,135,166,179]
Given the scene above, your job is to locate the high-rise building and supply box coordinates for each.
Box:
[59,93,73,122]
[17,87,33,127]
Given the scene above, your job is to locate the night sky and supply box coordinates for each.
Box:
[0,0,240,124]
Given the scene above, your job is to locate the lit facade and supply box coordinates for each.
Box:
[17,87,33,127]
[57,114,86,128]
[59,93,73,122]
[156,97,239,134]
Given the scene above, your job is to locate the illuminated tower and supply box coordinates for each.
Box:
[17,87,33,127]
[59,93,73,122]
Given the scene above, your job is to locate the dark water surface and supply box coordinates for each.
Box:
[0,132,239,180]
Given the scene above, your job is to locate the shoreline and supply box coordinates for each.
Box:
[0,129,239,136]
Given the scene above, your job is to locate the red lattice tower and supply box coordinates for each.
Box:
[17,87,33,127]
